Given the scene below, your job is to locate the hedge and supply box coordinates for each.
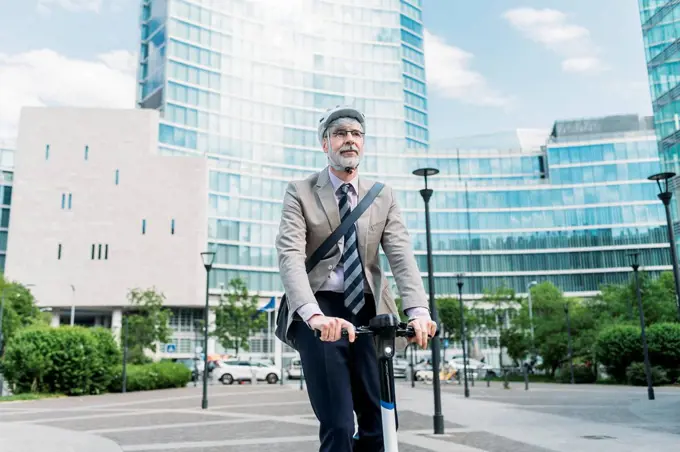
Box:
[0,326,119,395]
[107,361,191,393]
[595,323,680,384]
[626,362,670,386]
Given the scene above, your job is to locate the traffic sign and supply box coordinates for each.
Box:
[443,339,449,349]
[165,344,177,353]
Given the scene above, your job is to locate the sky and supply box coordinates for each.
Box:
[0,0,655,146]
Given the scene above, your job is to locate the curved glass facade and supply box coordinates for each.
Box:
[139,0,671,299]
[639,0,680,173]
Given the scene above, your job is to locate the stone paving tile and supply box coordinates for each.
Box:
[418,431,554,452]
[104,419,317,446]
[397,409,464,430]
[215,401,314,417]
[37,411,221,431]
[0,409,126,422]
[158,443,435,452]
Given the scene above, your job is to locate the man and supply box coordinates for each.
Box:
[275,105,437,452]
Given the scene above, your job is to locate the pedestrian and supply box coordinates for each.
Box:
[275,105,437,452]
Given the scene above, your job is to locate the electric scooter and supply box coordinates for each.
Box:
[315,313,422,452]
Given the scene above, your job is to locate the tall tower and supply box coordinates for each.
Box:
[135,0,429,295]
[639,0,680,173]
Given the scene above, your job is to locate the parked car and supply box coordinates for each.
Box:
[286,357,303,379]
[212,359,281,385]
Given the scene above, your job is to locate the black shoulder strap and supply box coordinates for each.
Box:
[305,182,385,274]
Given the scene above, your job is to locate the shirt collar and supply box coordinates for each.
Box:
[328,167,359,195]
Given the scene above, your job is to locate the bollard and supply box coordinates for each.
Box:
[300,367,304,391]
[486,371,490,387]
[523,364,529,391]
[503,368,509,389]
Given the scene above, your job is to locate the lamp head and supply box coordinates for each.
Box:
[201,251,216,270]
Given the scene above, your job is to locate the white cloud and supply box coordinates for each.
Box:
[36,0,104,14]
[424,30,512,107]
[0,49,137,142]
[503,7,606,74]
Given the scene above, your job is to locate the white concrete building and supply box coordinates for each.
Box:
[5,107,213,355]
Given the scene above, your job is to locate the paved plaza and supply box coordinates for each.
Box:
[0,380,679,451]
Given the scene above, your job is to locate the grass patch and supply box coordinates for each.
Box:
[0,393,64,403]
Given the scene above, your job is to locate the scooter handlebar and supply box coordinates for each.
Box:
[314,324,432,339]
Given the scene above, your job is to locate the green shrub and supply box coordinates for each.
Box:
[646,323,680,383]
[594,324,642,383]
[108,361,191,393]
[1,326,120,395]
[90,327,122,393]
[558,364,597,384]
[625,362,670,386]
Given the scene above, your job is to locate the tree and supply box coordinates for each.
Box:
[516,283,598,377]
[436,297,482,352]
[593,271,677,327]
[212,278,267,356]
[476,286,521,371]
[0,278,45,355]
[125,288,173,364]
[500,327,531,366]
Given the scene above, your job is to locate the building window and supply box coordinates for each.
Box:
[171,218,175,235]
[62,193,72,210]
[142,219,147,234]
[84,145,89,160]
[115,169,119,185]
[91,243,109,260]
[58,243,62,259]
[45,144,50,160]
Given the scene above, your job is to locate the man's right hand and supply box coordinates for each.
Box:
[308,315,356,343]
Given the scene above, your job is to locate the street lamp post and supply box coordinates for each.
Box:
[122,310,129,393]
[70,284,76,326]
[564,303,575,385]
[527,281,537,351]
[200,251,216,410]
[457,275,469,398]
[648,172,680,322]
[413,167,445,435]
[628,251,655,401]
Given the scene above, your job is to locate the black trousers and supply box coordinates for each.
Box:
[292,291,383,452]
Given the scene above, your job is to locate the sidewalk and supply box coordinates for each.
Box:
[0,422,122,452]
[396,383,680,452]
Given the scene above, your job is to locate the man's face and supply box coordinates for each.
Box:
[323,122,364,168]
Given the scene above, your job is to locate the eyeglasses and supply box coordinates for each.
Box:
[332,130,364,140]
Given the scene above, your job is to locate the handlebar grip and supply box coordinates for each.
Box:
[313,328,351,338]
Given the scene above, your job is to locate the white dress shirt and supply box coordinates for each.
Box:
[296,168,430,324]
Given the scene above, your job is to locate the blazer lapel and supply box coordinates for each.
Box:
[315,168,340,232]
[357,177,374,263]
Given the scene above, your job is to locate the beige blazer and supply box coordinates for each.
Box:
[275,167,428,340]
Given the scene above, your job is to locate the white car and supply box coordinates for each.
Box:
[448,357,492,378]
[213,359,281,385]
[286,358,303,379]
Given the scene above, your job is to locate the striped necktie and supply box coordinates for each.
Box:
[339,183,365,315]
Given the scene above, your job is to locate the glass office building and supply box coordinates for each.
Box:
[410,116,670,297]
[137,0,671,305]
[639,0,680,173]
[137,0,429,294]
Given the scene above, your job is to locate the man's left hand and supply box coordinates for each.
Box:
[408,317,437,349]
